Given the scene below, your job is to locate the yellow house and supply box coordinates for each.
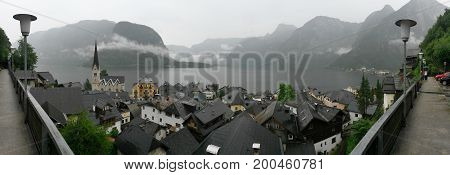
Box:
[131,78,158,100]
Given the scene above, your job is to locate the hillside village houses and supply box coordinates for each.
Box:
[14,45,387,155]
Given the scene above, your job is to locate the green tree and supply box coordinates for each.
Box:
[12,39,38,70]
[278,83,296,102]
[345,118,376,154]
[421,9,450,74]
[0,27,11,68]
[84,79,92,91]
[375,80,383,106]
[357,75,371,115]
[100,69,108,77]
[60,112,112,155]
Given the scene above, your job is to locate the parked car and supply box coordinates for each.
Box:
[435,72,450,81]
[440,74,450,86]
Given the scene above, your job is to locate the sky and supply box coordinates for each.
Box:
[0,0,448,47]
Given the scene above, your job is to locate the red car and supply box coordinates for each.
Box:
[435,72,450,81]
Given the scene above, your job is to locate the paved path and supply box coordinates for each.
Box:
[0,69,37,154]
[394,78,450,155]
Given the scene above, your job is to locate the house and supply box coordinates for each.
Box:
[115,118,167,155]
[30,87,84,126]
[161,128,199,155]
[298,101,345,155]
[90,41,125,92]
[254,101,306,149]
[126,117,166,141]
[131,78,158,100]
[185,100,233,140]
[194,112,283,155]
[141,102,184,132]
[36,72,56,87]
[222,90,246,112]
[14,70,38,87]
[82,91,123,133]
[320,90,356,110]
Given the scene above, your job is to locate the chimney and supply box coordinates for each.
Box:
[252,143,261,155]
[206,145,221,155]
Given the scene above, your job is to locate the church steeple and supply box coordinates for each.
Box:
[92,40,99,69]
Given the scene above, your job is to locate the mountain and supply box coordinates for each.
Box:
[167,45,191,53]
[280,16,361,54]
[234,24,297,53]
[29,20,207,68]
[190,38,244,53]
[332,0,447,70]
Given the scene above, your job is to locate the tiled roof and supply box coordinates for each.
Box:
[162,128,199,155]
[194,113,283,155]
[30,87,84,115]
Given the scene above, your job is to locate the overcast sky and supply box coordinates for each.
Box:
[0,0,448,47]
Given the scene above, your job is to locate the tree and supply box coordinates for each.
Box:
[357,75,371,115]
[12,39,38,70]
[84,79,92,91]
[0,27,11,68]
[60,112,112,155]
[375,80,383,106]
[100,69,108,77]
[278,83,296,102]
[345,118,376,154]
[421,9,450,74]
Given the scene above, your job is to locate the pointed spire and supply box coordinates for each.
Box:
[92,40,99,69]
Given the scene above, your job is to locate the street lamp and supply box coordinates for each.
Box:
[395,19,417,94]
[13,14,36,88]
[419,52,424,80]
[14,14,37,117]
[395,19,416,127]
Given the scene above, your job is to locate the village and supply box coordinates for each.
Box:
[8,41,413,155]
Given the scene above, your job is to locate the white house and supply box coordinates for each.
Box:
[313,133,342,155]
[141,104,184,131]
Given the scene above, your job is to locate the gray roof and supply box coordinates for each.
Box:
[30,87,84,115]
[116,125,163,155]
[14,70,37,80]
[194,113,283,155]
[163,101,191,120]
[223,90,246,106]
[37,72,55,83]
[194,100,232,125]
[323,90,356,105]
[82,91,116,110]
[366,105,378,116]
[255,101,303,136]
[41,101,67,125]
[285,142,316,155]
[161,128,199,155]
[127,103,141,118]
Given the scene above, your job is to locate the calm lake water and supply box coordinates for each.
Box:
[36,63,383,93]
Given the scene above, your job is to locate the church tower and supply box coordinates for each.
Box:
[91,41,101,91]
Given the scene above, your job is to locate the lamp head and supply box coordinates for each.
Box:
[13,14,37,36]
[418,52,424,59]
[395,19,417,42]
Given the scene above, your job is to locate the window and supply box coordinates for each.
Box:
[145,114,147,117]
[325,141,327,145]
[153,108,155,112]
[332,137,336,144]
[288,134,294,140]
[159,118,162,122]
[152,116,154,120]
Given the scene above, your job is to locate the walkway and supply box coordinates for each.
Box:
[0,69,37,154]
[394,78,450,154]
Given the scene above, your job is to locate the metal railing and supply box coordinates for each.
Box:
[351,81,420,155]
[8,68,73,155]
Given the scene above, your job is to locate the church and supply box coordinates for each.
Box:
[91,41,125,92]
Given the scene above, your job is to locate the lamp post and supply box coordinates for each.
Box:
[419,52,423,80]
[14,14,37,117]
[395,19,416,127]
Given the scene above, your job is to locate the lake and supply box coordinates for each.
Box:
[36,63,384,93]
